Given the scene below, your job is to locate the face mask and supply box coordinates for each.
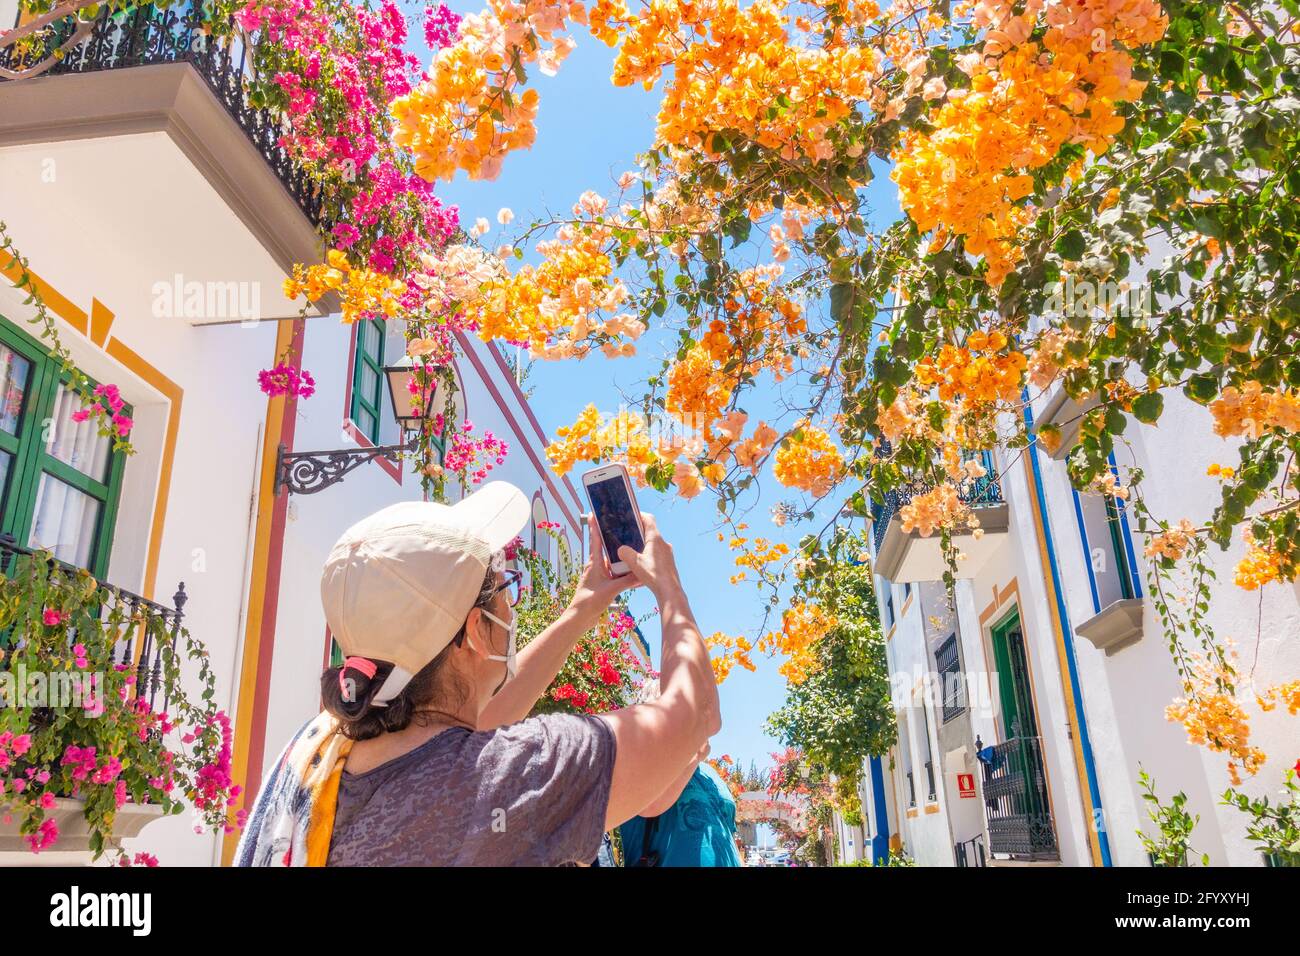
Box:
[480,608,517,693]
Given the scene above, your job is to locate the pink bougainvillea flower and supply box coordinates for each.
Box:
[42,608,63,627]
[27,817,58,854]
[258,363,316,400]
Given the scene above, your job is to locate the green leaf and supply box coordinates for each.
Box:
[1055,230,1086,261]
[1186,374,1219,404]
[830,283,855,324]
[1132,391,1164,424]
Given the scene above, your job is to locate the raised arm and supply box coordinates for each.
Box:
[636,741,709,819]
[477,515,635,730]
[598,515,722,830]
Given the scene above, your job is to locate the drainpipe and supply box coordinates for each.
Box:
[1022,398,1113,866]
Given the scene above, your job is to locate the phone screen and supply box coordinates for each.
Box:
[586,475,644,562]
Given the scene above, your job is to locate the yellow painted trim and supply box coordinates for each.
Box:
[89,297,114,347]
[2,261,89,335]
[104,337,182,599]
[1,261,181,601]
[1021,452,1104,867]
[899,592,914,618]
[221,320,295,866]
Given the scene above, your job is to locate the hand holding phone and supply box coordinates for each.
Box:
[613,512,683,604]
[581,464,645,576]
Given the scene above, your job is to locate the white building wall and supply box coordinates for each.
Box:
[881,580,957,866]
[1028,388,1300,866]
[0,255,280,866]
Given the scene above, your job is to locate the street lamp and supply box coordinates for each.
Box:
[384,355,438,431]
[274,359,438,496]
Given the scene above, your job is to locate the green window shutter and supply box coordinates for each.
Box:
[349,318,386,444]
[0,317,127,577]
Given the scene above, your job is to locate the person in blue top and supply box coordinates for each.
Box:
[620,763,741,867]
[618,682,741,867]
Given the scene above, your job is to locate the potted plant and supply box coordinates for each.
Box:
[1223,762,1300,867]
[0,548,241,863]
[1136,767,1208,867]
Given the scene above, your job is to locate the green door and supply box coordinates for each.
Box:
[990,609,1037,739]
[988,607,1054,856]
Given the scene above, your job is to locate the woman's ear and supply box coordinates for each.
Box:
[462,607,488,656]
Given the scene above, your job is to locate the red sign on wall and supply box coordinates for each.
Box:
[957,773,976,798]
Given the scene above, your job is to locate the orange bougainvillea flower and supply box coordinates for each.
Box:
[915,337,1027,406]
[609,0,882,163]
[665,341,735,431]
[284,249,406,325]
[1145,519,1198,562]
[892,2,1166,285]
[1165,649,1265,786]
[1234,528,1288,591]
[1209,382,1300,439]
[394,0,582,182]
[898,482,972,537]
[757,601,836,685]
[773,422,845,497]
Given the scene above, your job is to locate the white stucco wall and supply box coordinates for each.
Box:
[0,144,283,864]
[1028,388,1300,866]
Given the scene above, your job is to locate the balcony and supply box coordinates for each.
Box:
[0,532,186,714]
[976,735,1060,863]
[870,454,1009,584]
[0,533,187,853]
[0,1,335,322]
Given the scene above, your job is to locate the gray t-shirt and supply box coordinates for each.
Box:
[327,713,616,866]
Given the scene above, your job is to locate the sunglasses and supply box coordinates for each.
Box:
[490,568,523,608]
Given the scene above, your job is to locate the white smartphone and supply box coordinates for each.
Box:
[581,463,645,576]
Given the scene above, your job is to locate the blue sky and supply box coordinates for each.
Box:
[427,4,902,769]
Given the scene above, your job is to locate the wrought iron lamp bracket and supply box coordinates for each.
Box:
[274,439,414,497]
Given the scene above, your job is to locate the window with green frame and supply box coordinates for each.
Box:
[0,319,127,578]
[349,318,386,444]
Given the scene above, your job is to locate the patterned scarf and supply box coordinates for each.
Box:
[234,712,354,867]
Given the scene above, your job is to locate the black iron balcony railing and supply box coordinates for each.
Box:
[0,533,187,716]
[1,1,327,228]
[976,734,1060,861]
[954,834,986,867]
[869,448,1004,553]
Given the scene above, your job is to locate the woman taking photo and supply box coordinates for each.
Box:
[235,481,720,866]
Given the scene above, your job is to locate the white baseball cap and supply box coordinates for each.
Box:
[320,481,531,705]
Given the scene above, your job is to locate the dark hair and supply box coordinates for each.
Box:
[320,567,499,740]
